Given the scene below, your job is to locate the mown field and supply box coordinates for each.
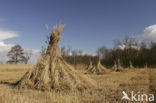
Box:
[0,64,155,103]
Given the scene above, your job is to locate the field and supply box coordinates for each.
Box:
[0,64,155,103]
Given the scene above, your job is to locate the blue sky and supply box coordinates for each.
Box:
[0,0,156,54]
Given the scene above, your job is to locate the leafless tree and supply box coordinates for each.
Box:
[97,45,108,59]
[7,45,24,64]
[22,50,32,64]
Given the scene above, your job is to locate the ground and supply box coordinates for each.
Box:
[0,64,155,103]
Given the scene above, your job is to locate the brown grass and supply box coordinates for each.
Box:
[0,64,155,103]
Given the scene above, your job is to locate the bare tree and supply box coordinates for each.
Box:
[97,46,108,59]
[78,50,83,55]
[7,45,24,64]
[22,50,32,64]
[66,45,72,55]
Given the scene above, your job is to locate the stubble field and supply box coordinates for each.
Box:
[0,64,155,103]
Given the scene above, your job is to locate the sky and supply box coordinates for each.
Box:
[0,0,156,63]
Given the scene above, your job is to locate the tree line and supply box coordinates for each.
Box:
[7,36,156,68]
[60,37,156,69]
[98,37,156,68]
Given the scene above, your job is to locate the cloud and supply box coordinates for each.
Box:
[0,30,19,63]
[24,49,41,64]
[0,43,41,64]
[116,44,126,50]
[116,24,156,50]
[0,29,40,64]
[0,41,13,63]
[0,30,19,52]
[0,30,18,41]
[138,24,156,42]
[0,47,41,64]
[0,41,13,52]
[116,44,140,50]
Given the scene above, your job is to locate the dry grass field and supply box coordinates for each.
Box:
[0,64,155,103]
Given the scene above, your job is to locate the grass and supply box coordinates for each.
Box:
[0,64,155,103]
[0,64,32,83]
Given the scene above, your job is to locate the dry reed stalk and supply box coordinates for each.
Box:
[85,53,109,74]
[129,61,134,69]
[113,59,123,72]
[15,24,96,91]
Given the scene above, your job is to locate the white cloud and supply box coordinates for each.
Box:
[0,47,41,64]
[0,43,41,64]
[0,30,18,41]
[0,30,18,63]
[0,41,13,52]
[116,44,140,50]
[116,45,126,50]
[139,24,156,42]
[0,41,13,63]
[116,25,156,50]
[24,49,41,64]
[0,29,40,64]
